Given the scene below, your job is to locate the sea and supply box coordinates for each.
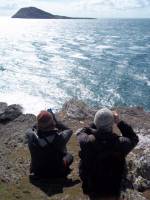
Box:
[0,18,150,114]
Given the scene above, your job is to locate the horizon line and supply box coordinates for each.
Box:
[0,16,150,19]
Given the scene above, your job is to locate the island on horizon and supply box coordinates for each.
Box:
[12,7,95,19]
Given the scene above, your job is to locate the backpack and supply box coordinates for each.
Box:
[28,129,65,178]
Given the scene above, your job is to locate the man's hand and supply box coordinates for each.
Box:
[74,127,91,136]
[47,108,57,123]
[75,127,97,136]
[113,111,120,125]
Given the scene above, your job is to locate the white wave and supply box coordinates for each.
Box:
[70,53,89,60]
[96,45,113,49]
[129,46,146,51]
[147,81,150,87]
[110,36,120,38]
[133,74,150,86]
[0,92,58,115]
[117,60,128,69]
[106,88,121,98]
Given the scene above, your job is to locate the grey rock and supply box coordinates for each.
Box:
[126,150,150,192]
[0,104,23,123]
[121,189,148,200]
[133,176,150,192]
[62,99,95,120]
[0,102,7,115]
[0,109,36,183]
[137,149,150,181]
[126,152,138,183]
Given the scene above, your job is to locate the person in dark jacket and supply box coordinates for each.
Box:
[76,108,139,200]
[26,110,73,179]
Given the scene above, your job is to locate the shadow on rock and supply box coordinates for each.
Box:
[29,175,80,197]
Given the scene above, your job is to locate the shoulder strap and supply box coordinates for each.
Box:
[32,129,56,148]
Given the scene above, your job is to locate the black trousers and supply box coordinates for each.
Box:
[63,153,73,167]
[30,153,73,179]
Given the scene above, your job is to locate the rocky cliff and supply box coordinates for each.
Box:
[12,7,95,19]
[0,99,150,200]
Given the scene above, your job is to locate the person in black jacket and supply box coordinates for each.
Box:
[26,110,73,179]
[76,108,139,200]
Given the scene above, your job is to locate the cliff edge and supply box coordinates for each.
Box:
[0,99,150,200]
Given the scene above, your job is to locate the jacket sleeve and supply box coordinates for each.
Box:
[59,129,73,146]
[49,110,69,131]
[117,120,139,155]
[25,128,35,145]
[55,120,69,131]
[76,128,96,147]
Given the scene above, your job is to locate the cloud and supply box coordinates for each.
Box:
[74,0,150,10]
[0,0,74,15]
[3,0,150,11]
[0,0,150,17]
[0,3,17,10]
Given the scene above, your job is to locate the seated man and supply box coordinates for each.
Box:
[76,108,139,199]
[26,110,73,179]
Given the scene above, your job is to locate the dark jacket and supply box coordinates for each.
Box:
[26,121,72,178]
[77,121,139,197]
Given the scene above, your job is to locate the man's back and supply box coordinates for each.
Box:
[79,131,126,197]
[26,129,66,178]
[77,118,139,198]
[26,110,73,179]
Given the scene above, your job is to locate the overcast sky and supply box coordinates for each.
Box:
[0,0,150,18]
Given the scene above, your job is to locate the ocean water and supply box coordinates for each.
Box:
[0,18,150,114]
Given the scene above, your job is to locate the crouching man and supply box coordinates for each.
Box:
[26,110,73,179]
[76,108,139,200]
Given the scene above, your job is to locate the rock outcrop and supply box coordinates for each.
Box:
[0,103,22,123]
[0,100,150,199]
[12,7,95,19]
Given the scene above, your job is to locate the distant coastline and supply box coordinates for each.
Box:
[12,7,96,19]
